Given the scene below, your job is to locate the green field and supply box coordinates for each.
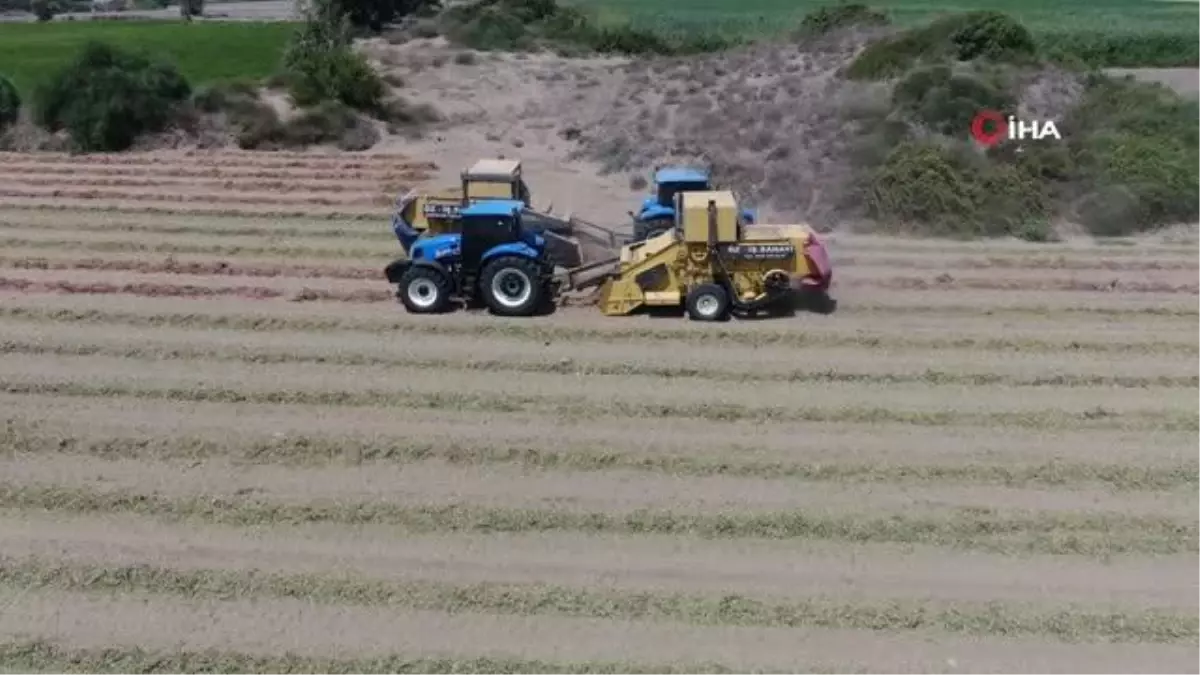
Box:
[569,0,1198,35]
[0,21,297,96]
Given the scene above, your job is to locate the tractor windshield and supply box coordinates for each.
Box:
[657,181,709,207]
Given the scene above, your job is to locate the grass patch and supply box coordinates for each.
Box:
[0,482,1194,554]
[7,424,1197,491]
[0,21,298,98]
[0,640,728,675]
[4,559,1196,642]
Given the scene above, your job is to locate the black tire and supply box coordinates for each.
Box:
[397,265,451,314]
[480,255,546,317]
[685,283,731,322]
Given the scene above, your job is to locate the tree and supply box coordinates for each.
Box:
[31,0,56,21]
[282,0,385,110]
[325,0,442,32]
[180,0,202,20]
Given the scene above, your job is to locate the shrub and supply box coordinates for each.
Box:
[847,11,1038,80]
[863,139,1048,237]
[1063,74,1198,235]
[324,0,441,33]
[301,104,378,149]
[31,0,55,21]
[797,2,888,37]
[0,75,19,133]
[33,42,191,152]
[282,0,386,112]
[891,64,1016,135]
[438,0,729,56]
[179,0,202,17]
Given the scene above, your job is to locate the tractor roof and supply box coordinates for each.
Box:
[461,199,524,218]
[655,167,709,184]
[466,158,522,180]
[680,190,737,210]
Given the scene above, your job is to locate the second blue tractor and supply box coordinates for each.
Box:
[632,166,756,242]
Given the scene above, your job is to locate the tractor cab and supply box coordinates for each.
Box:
[461,158,532,205]
[633,166,756,242]
[385,200,555,318]
[392,158,533,243]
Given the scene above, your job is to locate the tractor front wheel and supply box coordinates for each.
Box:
[685,283,731,322]
[481,256,545,317]
[397,265,452,314]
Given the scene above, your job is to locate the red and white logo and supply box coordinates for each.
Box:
[970,110,1062,147]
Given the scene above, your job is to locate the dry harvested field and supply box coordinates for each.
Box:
[0,150,1197,674]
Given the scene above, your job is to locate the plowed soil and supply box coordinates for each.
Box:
[0,150,1196,674]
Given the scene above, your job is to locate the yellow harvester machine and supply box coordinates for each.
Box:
[565,190,834,321]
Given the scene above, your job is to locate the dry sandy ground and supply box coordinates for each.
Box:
[0,151,1195,672]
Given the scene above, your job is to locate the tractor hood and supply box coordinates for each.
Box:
[409,233,460,261]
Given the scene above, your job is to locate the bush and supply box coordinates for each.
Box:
[31,0,56,21]
[282,0,386,112]
[438,0,731,56]
[847,11,1038,80]
[891,64,1016,135]
[797,2,888,37]
[0,75,19,133]
[179,0,202,17]
[324,0,441,33]
[33,42,191,152]
[1063,74,1198,235]
[863,139,1048,237]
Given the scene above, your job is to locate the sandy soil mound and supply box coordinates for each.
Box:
[364,30,1090,229]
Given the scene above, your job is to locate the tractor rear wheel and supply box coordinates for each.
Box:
[685,283,731,322]
[397,265,451,314]
[481,255,545,317]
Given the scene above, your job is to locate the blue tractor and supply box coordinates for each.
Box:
[632,166,755,242]
[384,200,555,317]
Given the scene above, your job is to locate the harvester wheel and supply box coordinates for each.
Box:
[685,283,731,322]
[398,265,452,314]
[481,255,545,317]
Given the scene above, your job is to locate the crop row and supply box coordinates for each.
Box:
[3,339,1193,389]
[0,200,385,220]
[0,482,1193,555]
[2,303,1192,353]
[3,379,1193,431]
[2,558,1192,642]
[0,186,391,208]
[0,174,402,195]
[0,151,434,170]
[0,641,671,675]
[5,423,1192,491]
[0,163,431,182]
